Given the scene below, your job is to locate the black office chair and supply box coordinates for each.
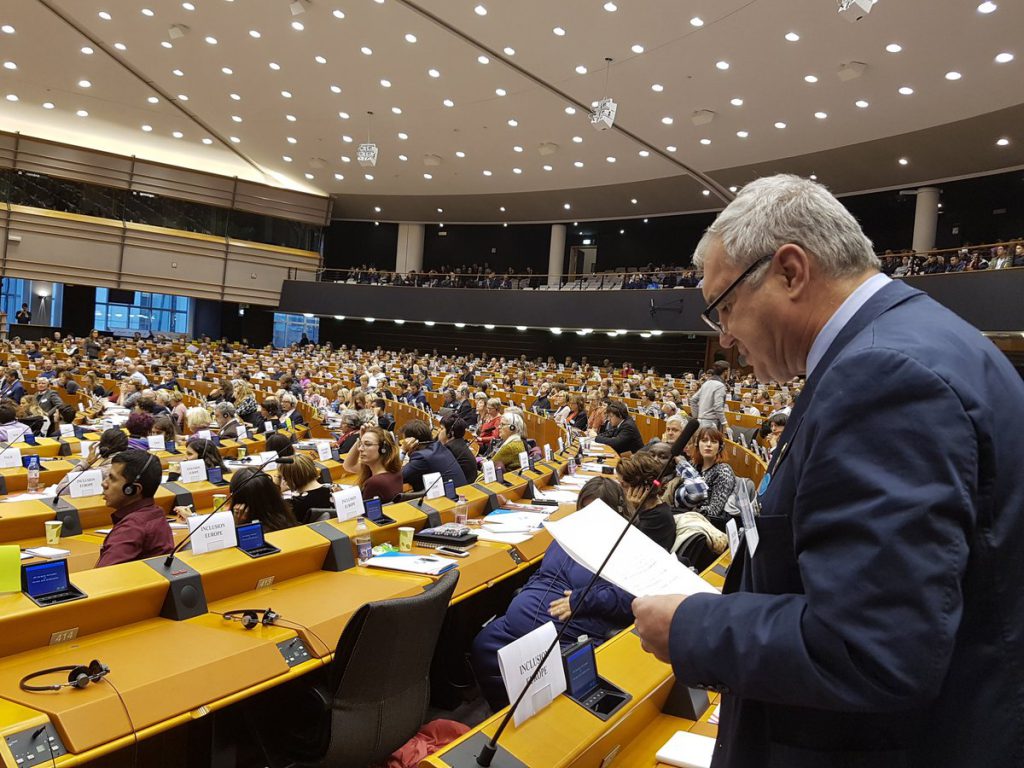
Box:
[252,570,459,768]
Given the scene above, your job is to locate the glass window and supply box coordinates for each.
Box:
[1,279,63,327]
[273,313,319,348]
[94,287,193,336]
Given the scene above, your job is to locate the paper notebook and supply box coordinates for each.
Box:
[363,551,459,575]
[655,731,717,768]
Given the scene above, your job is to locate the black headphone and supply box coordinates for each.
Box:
[222,608,280,630]
[20,660,110,692]
[122,453,156,497]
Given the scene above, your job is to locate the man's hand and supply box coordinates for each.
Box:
[548,590,573,622]
[632,594,688,663]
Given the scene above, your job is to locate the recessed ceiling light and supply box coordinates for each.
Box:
[977,1,997,12]
[332,9,345,19]
[774,121,787,129]
[315,55,327,64]
[391,106,402,114]
[553,26,566,36]
[230,93,241,100]
[142,8,155,16]
[945,71,962,80]
[661,116,674,125]
[404,33,417,43]
[809,174,817,180]
[177,94,189,101]
[638,149,650,157]
[855,99,869,108]
[286,114,297,121]
[499,206,506,212]
[716,60,730,70]
[630,198,637,204]
[651,83,664,92]
[814,111,828,119]
[342,135,352,142]
[699,138,711,145]
[899,86,914,95]
[304,173,314,180]
[604,2,617,11]
[330,85,341,93]
[287,136,297,143]
[804,74,818,83]
[360,46,372,55]
[4,94,17,102]
[898,157,909,165]
[736,130,749,138]
[98,11,112,20]
[785,31,800,42]
[2,61,16,70]
[474,4,487,14]
[423,173,432,179]
[702,190,711,196]
[443,98,454,107]
[398,131,408,139]
[161,41,173,49]
[512,167,522,174]
[575,65,588,74]
[455,150,465,158]
[42,101,54,109]
[996,137,1010,146]
[886,42,902,53]
[141,124,153,132]
[730,97,744,106]
[334,173,344,180]
[563,203,571,209]
[380,79,391,88]
[341,155,350,162]
[364,173,374,180]
[543,164,553,171]
[205,35,217,44]
[201,137,213,144]
[81,46,94,55]
[495,88,507,97]
[690,16,704,26]
[483,169,493,176]
[995,52,1014,63]
[428,68,440,77]
[282,155,293,162]
[230,136,240,143]
[605,156,616,163]
[478,55,489,64]
[338,111,349,119]
[231,115,243,122]
[78,79,91,88]
[508,118,518,127]
[573,160,583,167]
[1,25,14,34]
[172,129,183,137]
[398,153,408,161]
[221,67,233,75]
[729,186,738,192]
[513,145,524,152]
[147,96,159,104]
[572,135,583,143]
[181,2,195,10]
[503,46,515,56]
[631,44,644,53]
[249,29,261,38]
[172,68,184,76]
[291,21,304,30]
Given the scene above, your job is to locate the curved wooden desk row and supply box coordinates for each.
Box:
[0,447,593,767]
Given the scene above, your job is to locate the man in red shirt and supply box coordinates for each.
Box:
[96,450,174,568]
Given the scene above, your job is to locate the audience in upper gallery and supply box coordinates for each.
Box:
[437,414,478,486]
[688,426,737,532]
[594,401,645,454]
[278,454,333,525]
[96,449,174,567]
[398,418,468,491]
[487,411,527,471]
[341,424,404,502]
[227,467,298,532]
[470,477,643,711]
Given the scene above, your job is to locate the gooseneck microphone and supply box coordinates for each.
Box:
[475,450,675,767]
[162,453,293,567]
[416,470,446,508]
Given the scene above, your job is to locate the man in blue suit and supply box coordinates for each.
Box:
[634,175,1024,767]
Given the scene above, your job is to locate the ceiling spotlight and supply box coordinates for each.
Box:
[0,25,14,34]
[81,46,94,55]
[945,71,962,80]
[715,60,730,70]
[996,137,1010,146]
[785,31,800,41]
[443,98,455,107]
[638,149,650,157]
[631,44,644,53]
[455,150,466,157]
[575,65,588,74]
[315,55,327,64]
[269,62,281,70]
[804,74,819,83]
[508,118,518,127]
[699,138,711,145]
[483,169,492,176]
[361,46,372,55]
[478,55,489,64]
[898,157,909,165]
[563,203,571,209]
[886,42,902,53]
[205,35,217,44]
[42,102,54,109]
[774,121,787,129]
[147,96,159,104]
[573,160,583,167]
[474,4,487,14]
[899,86,914,95]
[428,68,440,78]
[977,1,997,12]
[814,111,828,119]
[291,21,304,30]
[651,83,664,92]
[995,52,1014,63]
[553,26,566,36]
[855,99,869,108]
[141,124,153,132]
[249,29,261,38]
[391,106,402,114]
[503,47,515,56]
[603,2,617,10]
[404,32,417,43]
[172,129,183,137]
[730,98,744,106]
[690,16,704,26]
[661,116,674,125]
[380,79,391,88]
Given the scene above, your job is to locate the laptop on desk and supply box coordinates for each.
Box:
[21,560,87,608]
[236,521,281,559]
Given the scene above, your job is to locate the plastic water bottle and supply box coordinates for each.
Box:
[26,455,40,492]
[354,516,372,562]
[454,495,469,526]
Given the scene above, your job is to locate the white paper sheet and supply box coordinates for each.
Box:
[496,622,567,727]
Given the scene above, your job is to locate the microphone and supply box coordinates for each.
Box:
[162,453,291,568]
[475,451,675,767]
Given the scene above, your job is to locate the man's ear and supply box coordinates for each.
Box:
[774,244,812,298]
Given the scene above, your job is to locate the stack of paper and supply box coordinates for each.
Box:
[483,509,550,533]
[23,547,71,559]
[363,552,459,575]
[655,731,717,768]
[533,489,579,505]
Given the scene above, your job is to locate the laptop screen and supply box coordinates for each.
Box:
[236,522,266,552]
[23,560,70,599]
[565,643,599,699]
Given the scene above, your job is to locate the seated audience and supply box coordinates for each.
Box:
[438,414,477,484]
[399,418,467,491]
[214,401,245,439]
[335,409,363,454]
[0,368,26,403]
[0,400,31,443]
[594,400,645,454]
[341,424,404,502]
[55,427,129,494]
[185,438,231,476]
[35,377,64,414]
[688,426,737,532]
[16,396,50,436]
[184,406,213,436]
[477,398,503,450]
[96,449,174,567]
[489,411,527,471]
[265,432,295,458]
[150,415,178,450]
[616,452,678,550]
[125,412,155,450]
[228,467,298,532]
[279,393,305,426]
[279,454,332,524]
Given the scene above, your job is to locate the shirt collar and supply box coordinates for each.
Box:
[111,496,159,524]
[806,272,892,378]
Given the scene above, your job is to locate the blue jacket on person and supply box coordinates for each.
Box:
[401,440,467,491]
[669,280,1024,767]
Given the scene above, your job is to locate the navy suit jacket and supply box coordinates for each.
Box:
[670,280,1024,767]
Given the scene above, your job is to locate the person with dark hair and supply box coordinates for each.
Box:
[616,452,678,550]
[55,428,128,494]
[279,454,332,525]
[265,432,295,458]
[15,303,30,324]
[594,401,645,454]
[229,467,297,532]
[438,414,477,484]
[96,449,172,567]
[185,438,230,475]
[150,415,178,449]
[398,418,467,491]
[46,403,79,439]
[690,361,730,431]
[0,399,31,443]
[373,397,396,432]
[686,426,736,532]
[0,368,26,404]
[471,476,642,711]
[125,411,155,450]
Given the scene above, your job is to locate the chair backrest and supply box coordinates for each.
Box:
[321,570,460,767]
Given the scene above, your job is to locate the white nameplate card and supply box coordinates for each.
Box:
[543,444,552,461]
[79,440,97,459]
[147,434,166,452]
[196,430,212,441]
[481,460,497,484]
[68,469,104,498]
[518,451,530,471]
[236,426,248,441]
[59,424,76,438]
[178,459,208,484]
[0,448,22,469]
[187,511,237,555]
[422,472,445,500]
[497,622,566,727]
[332,485,364,522]
[316,441,333,461]
[557,436,565,452]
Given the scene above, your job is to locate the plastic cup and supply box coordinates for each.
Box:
[398,526,414,552]
[44,520,62,545]
[212,493,228,510]
[237,445,247,458]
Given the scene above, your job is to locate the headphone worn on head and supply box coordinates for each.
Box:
[222,608,280,630]
[123,453,156,497]
[20,660,110,692]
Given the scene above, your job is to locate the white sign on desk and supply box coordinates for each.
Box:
[543,444,553,461]
[557,436,564,453]
[481,460,497,484]
[497,621,566,727]
[59,424,76,438]
[236,426,247,441]
[68,469,104,499]
[332,485,364,521]
[187,511,236,554]
[178,459,208,484]
[147,433,166,452]
[0,447,22,469]
[196,429,212,441]
[80,440,97,459]
[422,472,445,500]
[316,441,333,462]
[518,451,530,471]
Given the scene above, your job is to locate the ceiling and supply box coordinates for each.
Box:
[0,0,1021,222]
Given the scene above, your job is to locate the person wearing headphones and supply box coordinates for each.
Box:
[398,418,468,491]
[341,424,404,501]
[96,449,173,567]
[489,411,527,471]
[437,414,478,485]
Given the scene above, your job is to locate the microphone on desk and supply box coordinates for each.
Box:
[162,454,293,568]
[416,472,445,509]
[473,452,676,767]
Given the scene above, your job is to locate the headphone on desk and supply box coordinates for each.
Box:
[20,660,110,692]
[123,453,156,497]
[222,608,280,630]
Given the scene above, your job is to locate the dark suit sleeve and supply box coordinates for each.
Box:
[670,349,976,711]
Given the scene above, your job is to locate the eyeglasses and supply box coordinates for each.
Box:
[700,254,774,334]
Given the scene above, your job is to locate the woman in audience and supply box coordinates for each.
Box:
[185,437,231,476]
[125,412,154,450]
[228,467,297,532]
[150,415,178,450]
[279,454,332,524]
[438,414,478,484]
[477,398,503,452]
[118,379,143,409]
[489,411,527,471]
[688,426,737,532]
[471,477,639,711]
[265,432,295,458]
[615,452,678,551]
[183,406,212,437]
[334,409,363,454]
[169,390,187,432]
[586,391,607,432]
[341,424,403,501]
[232,380,263,431]
[16,396,49,436]
[563,394,588,431]
[83,372,108,398]
[55,427,129,494]
[45,404,79,439]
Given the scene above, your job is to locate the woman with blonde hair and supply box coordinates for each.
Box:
[184,406,212,435]
[490,411,527,470]
[586,391,606,432]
